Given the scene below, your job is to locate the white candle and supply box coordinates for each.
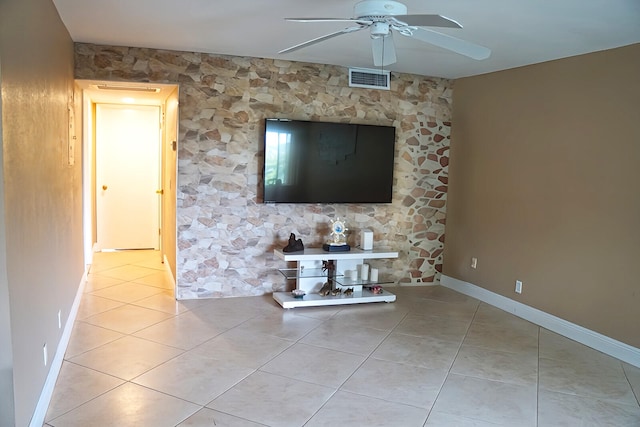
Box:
[361,264,369,281]
[349,269,358,281]
[370,268,379,282]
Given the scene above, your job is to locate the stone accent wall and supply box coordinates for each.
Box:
[75,43,452,298]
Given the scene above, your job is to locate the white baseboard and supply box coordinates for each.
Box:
[30,269,88,427]
[440,274,640,369]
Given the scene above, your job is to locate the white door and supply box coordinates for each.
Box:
[96,104,161,250]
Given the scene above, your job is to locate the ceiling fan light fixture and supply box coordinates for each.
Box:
[370,22,390,37]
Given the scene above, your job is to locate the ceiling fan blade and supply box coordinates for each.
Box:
[279,26,365,54]
[409,27,491,60]
[394,14,462,29]
[285,17,373,25]
[372,34,397,66]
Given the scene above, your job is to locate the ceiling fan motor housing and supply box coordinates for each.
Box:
[354,0,408,19]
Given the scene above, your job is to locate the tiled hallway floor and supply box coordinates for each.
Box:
[45,250,640,426]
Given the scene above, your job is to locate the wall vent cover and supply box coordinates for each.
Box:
[349,68,391,90]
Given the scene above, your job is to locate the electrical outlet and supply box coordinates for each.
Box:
[515,280,523,294]
[58,310,62,329]
[43,343,48,366]
[471,257,478,269]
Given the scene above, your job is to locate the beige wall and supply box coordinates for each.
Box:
[0,0,83,425]
[75,44,453,298]
[0,55,16,427]
[444,44,640,348]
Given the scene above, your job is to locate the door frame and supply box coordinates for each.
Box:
[78,80,179,277]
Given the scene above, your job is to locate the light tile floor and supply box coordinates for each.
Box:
[45,250,640,426]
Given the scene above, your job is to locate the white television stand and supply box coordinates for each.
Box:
[272,248,398,309]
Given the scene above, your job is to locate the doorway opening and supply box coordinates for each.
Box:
[77,80,179,287]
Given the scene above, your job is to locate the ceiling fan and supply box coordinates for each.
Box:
[279,0,491,67]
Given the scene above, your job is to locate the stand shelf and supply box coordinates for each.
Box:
[272,248,398,309]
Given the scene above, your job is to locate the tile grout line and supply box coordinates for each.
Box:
[301,308,416,426]
[423,299,481,424]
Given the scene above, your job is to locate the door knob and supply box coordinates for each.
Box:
[102,185,108,191]
[156,189,164,195]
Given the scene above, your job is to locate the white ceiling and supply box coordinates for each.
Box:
[53,0,640,79]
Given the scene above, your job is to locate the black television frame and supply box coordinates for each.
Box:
[262,118,396,204]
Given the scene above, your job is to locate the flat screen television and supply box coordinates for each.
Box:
[262,118,396,203]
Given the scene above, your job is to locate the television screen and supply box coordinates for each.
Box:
[263,119,396,203]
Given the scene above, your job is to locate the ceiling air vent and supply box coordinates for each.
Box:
[349,68,391,90]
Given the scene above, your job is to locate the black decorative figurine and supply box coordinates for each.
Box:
[283,233,304,253]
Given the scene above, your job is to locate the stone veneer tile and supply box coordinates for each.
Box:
[75,43,452,297]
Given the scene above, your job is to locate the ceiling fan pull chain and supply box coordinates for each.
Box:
[380,34,385,73]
